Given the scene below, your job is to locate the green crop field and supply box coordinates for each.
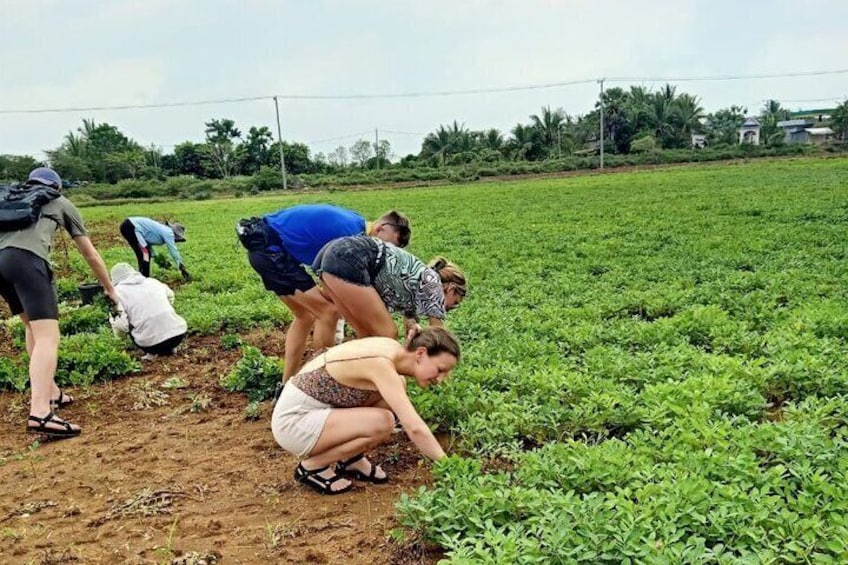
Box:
[3,156,848,562]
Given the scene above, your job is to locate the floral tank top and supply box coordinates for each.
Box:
[290,349,382,408]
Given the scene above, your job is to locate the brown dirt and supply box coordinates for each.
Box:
[0,329,443,564]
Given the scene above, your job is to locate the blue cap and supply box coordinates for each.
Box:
[27,167,62,189]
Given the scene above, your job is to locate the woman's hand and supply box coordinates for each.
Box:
[403,318,421,345]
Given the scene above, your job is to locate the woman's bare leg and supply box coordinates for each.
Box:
[320,274,397,339]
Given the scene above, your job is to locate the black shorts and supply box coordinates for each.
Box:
[0,247,59,321]
[312,235,385,286]
[248,246,316,297]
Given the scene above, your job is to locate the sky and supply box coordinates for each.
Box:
[1,0,847,161]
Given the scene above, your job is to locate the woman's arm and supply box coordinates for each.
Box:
[371,359,445,460]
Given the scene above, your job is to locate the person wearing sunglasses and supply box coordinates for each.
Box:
[238,204,411,380]
[312,235,467,341]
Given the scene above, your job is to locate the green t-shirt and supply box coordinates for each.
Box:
[0,196,88,262]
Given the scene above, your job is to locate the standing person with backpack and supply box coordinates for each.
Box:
[0,167,119,439]
[237,204,411,380]
[119,217,190,280]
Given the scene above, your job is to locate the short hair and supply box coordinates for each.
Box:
[429,257,467,297]
[377,210,411,247]
[406,326,461,362]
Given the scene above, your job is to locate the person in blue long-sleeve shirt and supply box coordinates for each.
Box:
[119,217,190,280]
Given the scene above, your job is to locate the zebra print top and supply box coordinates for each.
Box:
[372,240,446,320]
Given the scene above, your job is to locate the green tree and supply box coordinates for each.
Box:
[759,100,790,145]
[0,154,42,182]
[349,139,374,168]
[169,142,207,177]
[241,126,273,175]
[506,123,543,161]
[705,105,747,146]
[530,106,569,158]
[203,118,243,178]
[420,121,472,166]
[270,141,313,175]
[832,100,848,141]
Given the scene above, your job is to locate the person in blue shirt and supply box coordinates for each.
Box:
[119,217,190,280]
[238,204,410,380]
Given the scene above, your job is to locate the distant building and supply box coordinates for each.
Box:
[738,118,761,145]
[805,127,834,145]
[691,133,707,149]
[776,118,815,144]
[777,118,835,145]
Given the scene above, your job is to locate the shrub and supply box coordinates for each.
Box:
[220,345,283,401]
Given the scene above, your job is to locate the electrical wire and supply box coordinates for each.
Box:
[5,68,845,115]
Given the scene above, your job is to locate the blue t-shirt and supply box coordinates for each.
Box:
[263,204,366,265]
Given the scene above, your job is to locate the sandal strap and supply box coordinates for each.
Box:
[296,463,347,490]
[337,453,366,470]
[28,411,72,431]
[296,463,330,478]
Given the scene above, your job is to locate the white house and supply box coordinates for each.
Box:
[738,118,761,145]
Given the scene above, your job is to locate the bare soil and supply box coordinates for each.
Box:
[0,329,443,564]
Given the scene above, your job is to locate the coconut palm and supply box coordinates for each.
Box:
[530,106,568,157]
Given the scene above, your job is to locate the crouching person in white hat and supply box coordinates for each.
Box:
[109,262,187,360]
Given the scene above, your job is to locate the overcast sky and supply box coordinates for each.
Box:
[2,0,847,161]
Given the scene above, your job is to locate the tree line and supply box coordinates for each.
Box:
[2,84,847,185]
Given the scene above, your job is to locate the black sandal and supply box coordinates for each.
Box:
[294,463,353,495]
[50,389,74,409]
[26,411,81,439]
[335,453,389,484]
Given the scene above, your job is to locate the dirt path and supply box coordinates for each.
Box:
[0,332,442,564]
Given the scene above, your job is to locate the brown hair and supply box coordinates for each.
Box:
[406,326,461,362]
[429,257,467,297]
[377,210,411,247]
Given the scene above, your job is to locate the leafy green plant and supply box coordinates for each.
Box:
[220,345,283,401]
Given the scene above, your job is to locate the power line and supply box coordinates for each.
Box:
[381,129,428,136]
[607,68,848,83]
[307,130,373,144]
[2,68,845,116]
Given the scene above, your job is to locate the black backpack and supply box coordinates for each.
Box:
[0,183,61,232]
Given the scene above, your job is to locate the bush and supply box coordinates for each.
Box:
[0,357,27,391]
[54,331,141,388]
[220,345,283,401]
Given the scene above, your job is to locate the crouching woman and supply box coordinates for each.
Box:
[272,326,460,495]
[109,263,188,359]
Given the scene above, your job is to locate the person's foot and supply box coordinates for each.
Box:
[297,462,352,494]
[337,455,387,482]
[27,411,81,439]
[50,388,74,408]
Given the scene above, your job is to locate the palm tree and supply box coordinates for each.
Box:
[507,123,542,161]
[530,106,567,157]
[672,93,705,146]
[420,121,470,166]
[759,100,790,145]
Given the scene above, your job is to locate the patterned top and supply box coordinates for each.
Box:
[373,241,446,320]
[290,349,381,408]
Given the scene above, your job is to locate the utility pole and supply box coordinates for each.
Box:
[374,128,380,170]
[598,78,605,170]
[273,96,288,190]
[558,129,562,159]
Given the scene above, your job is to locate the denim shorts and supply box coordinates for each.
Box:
[248,246,316,296]
[312,235,385,286]
[0,247,59,320]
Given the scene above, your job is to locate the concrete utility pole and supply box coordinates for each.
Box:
[599,78,605,170]
[374,128,380,170]
[273,96,288,190]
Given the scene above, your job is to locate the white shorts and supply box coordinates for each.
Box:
[271,383,333,458]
